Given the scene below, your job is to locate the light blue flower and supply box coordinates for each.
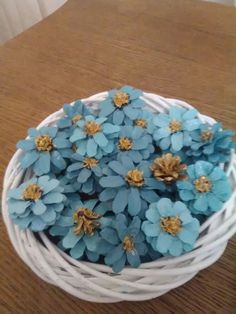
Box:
[142,198,200,256]
[125,108,156,133]
[57,100,91,129]
[17,127,72,176]
[99,156,164,216]
[70,115,120,157]
[186,123,235,164]
[115,126,154,163]
[98,214,147,273]
[7,176,65,231]
[177,161,231,215]
[153,106,201,152]
[66,153,105,194]
[99,86,143,125]
[49,198,111,262]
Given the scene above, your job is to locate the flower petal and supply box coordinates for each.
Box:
[142,221,160,237]
[171,132,183,151]
[50,151,66,170]
[156,232,173,253]
[77,168,91,183]
[100,227,120,245]
[43,192,64,204]
[31,200,47,215]
[112,188,128,213]
[17,139,35,151]
[113,109,124,125]
[70,241,86,259]
[169,239,183,256]
[99,176,125,188]
[20,151,39,168]
[62,228,82,249]
[126,251,141,268]
[93,132,108,147]
[105,244,124,265]
[53,138,71,149]
[87,138,97,156]
[128,188,141,216]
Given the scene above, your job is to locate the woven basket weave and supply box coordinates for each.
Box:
[2,91,236,303]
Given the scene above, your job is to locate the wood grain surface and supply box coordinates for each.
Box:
[0,0,236,313]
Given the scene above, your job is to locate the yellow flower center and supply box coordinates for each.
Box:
[194,176,212,193]
[160,216,182,236]
[201,130,213,142]
[118,137,133,151]
[125,169,144,187]
[134,119,147,128]
[113,92,129,108]
[35,135,54,152]
[84,121,101,136]
[71,114,82,124]
[83,157,98,169]
[169,120,182,133]
[73,207,101,236]
[123,235,135,252]
[22,184,42,201]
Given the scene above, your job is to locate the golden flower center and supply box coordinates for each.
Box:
[194,176,212,193]
[118,137,133,151]
[201,130,213,142]
[169,120,182,133]
[22,184,42,201]
[160,216,182,236]
[125,169,144,187]
[84,121,101,135]
[123,235,135,252]
[71,114,82,124]
[150,153,187,183]
[83,157,98,169]
[73,207,101,236]
[134,119,147,128]
[35,135,54,152]
[113,92,129,108]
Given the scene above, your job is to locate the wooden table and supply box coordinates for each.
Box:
[0,0,236,312]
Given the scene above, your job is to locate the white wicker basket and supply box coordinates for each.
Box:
[2,91,236,303]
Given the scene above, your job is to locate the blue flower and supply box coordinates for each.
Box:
[57,100,91,129]
[186,123,235,164]
[115,126,154,163]
[7,176,65,231]
[125,109,156,134]
[153,107,201,152]
[66,153,105,194]
[98,214,147,272]
[99,86,143,125]
[99,156,164,215]
[177,161,231,215]
[142,198,200,256]
[17,127,72,175]
[49,198,111,262]
[70,115,120,157]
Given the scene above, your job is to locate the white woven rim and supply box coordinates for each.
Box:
[2,91,236,303]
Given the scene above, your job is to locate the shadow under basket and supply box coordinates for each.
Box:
[2,91,236,302]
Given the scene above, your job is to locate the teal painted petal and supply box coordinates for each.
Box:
[142,221,160,237]
[156,232,173,253]
[70,128,86,142]
[93,132,108,148]
[154,128,171,140]
[112,188,128,213]
[31,200,46,215]
[34,152,50,175]
[8,199,30,214]
[146,205,160,223]
[84,199,98,210]
[43,192,63,204]
[28,128,39,137]
[153,114,170,127]
[99,188,117,201]
[53,138,71,148]
[112,254,126,273]
[113,109,124,125]
[8,188,23,200]
[95,117,107,124]
[40,208,57,223]
[39,178,59,194]
[135,242,147,256]
[99,100,116,117]
[133,137,149,150]
[109,161,127,176]
[67,162,83,172]
[39,127,57,138]
[123,106,139,119]
[127,251,141,268]
[20,151,39,168]
[178,228,198,244]
[194,161,213,177]
[171,132,183,151]
[99,176,125,188]
[182,109,198,120]
[77,168,91,183]
[62,228,82,249]
[17,139,35,151]
[30,217,46,231]
[156,198,173,215]
[132,127,143,139]
[140,190,159,203]
[179,190,195,201]
[105,244,124,265]
[86,250,99,262]
[121,85,142,98]
[183,119,200,131]
[84,233,99,252]
[50,225,68,236]
[128,188,141,215]
[159,137,171,150]
[180,211,194,225]
[207,193,223,211]
[127,151,142,163]
[56,215,74,227]
[128,216,141,236]
[169,107,183,120]
[70,241,85,259]
[103,123,120,134]
[176,181,193,190]
[87,138,97,156]
[169,239,183,256]
[193,194,208,212]
[100,227,119,245]
[13,216,32,230]
[145,178,165,191]
[173,201,187,214]
[209,167,224,181]
[102,141,114,154]
[120,155,134,170]
[51,151,66,170]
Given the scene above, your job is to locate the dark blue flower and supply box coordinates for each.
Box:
[17,127,72,175]
[177,161,231,215]
[98,214,147,272]
[99,86,143,125]
[8,176,65,231]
